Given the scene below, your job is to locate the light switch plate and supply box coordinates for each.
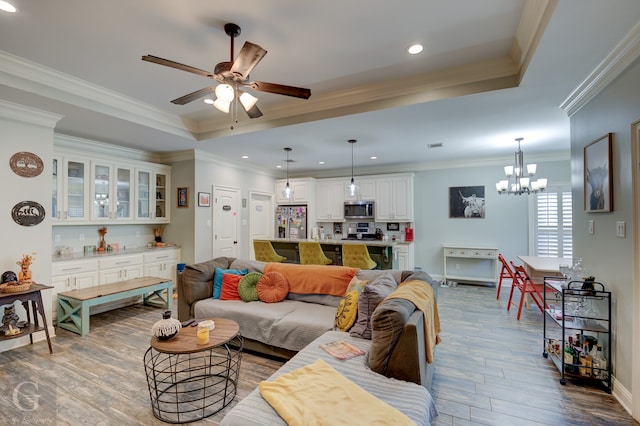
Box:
[616,221,626,238]
[588,220,594,234]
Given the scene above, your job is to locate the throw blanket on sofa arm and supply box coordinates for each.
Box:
[259,359,415,426]
[385,280,441,364]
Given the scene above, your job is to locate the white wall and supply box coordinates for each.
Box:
[412,160,570,276]
[569,56,640,394]
[0,100,61,352]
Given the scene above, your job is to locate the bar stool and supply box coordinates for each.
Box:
[253,240,286,262]
[342,244,377,269]
[298,242,332,265]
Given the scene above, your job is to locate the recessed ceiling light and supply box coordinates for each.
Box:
[370,156,377,160]
[407,44,423,55]
[318,161,325,165]
[203,98,214,104]
[276,165,283,169]
[241,155,248,159]
[0,1,16,12]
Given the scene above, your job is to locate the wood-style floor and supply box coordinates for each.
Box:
[0,284,636,425]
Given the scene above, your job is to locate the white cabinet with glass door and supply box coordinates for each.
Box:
[136,166,170,223]
[91,162,134,221]
[52,155,91,223]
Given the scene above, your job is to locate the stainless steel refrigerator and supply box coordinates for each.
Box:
[276,205,307,239]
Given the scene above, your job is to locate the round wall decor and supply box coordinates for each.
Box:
[9,152,44,177]
[11,201,45,226]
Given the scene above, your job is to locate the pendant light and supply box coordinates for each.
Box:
[347,139,359,197]
[282,147,294,200]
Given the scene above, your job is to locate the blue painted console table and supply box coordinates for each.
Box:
[57,276,172,336]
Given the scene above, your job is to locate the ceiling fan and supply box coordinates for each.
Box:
[142,23,311,120]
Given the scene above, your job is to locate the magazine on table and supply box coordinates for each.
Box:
[320,340,365,360]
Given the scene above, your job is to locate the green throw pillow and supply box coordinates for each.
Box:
[238,271,263,302]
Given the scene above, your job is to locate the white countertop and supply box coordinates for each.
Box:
[267,238,408,247]
[52,244,181,262]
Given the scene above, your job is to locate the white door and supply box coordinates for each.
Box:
[249,191,274,260]
[214,186,240,258]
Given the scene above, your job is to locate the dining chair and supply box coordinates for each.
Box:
[342,244,377,269]
[253,240,286,263]
[508,261,545,320]
[298,242,332,265]
[496,254,516,300]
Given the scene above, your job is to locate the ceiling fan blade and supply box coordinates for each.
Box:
[230,42,267,80]
[242,103,263,119]
[171,86,216,105]
[142,55,215,78]
[249,81,311,99]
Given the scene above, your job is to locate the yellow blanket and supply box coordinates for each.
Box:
[385,280,441,364]
[259,359,415,426]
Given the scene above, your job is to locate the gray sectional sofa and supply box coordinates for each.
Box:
[177,257,440,424]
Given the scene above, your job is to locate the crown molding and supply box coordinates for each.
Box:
[560,20,640,117]
[0,98,63,128]
[0,50,196,139]
[54,133,163,163]
[511,0,558,80]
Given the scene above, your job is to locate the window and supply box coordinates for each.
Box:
[534,187,572,258]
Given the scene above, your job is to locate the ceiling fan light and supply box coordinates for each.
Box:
[215,83,235,103]
[239,91,258,110]
[213,98,230,113]
[408,44,423,54]
[0,1,17,12]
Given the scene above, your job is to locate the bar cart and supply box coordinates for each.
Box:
[542,278,611,393]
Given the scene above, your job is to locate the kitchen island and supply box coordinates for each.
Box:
[266,238,396,269]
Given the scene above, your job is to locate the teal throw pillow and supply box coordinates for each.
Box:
[213,267,248,299]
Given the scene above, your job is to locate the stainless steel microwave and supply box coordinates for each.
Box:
[344,200,375,219]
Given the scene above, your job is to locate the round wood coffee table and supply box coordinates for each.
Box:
[143,318,243,424]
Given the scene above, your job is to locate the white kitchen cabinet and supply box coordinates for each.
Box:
[98,254,144,284]
[316,179,345,221]
[91,161,134,221]
[375,174,413,221]
[143,248,181,289]
[51,259,99,319]
[136,166,171,223]
[52,154,91,223]
[275,178,315,204]
[344,177,376,201]
[393,244,415,270]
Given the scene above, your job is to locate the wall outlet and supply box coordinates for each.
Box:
[616,221,626,238]
[135,231,140,238]
[54,234,61,242]
[79,233,85,241]
[588,220,594,234]
[455,263,460,270]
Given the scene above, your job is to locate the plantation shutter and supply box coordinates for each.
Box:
[535,187,572,258]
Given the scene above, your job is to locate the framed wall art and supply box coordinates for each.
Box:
[584,133,613,212]
[198,192,210,207]
[449,186,485,218]
[177,187,189,208]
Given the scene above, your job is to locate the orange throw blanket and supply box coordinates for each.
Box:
[264,263,358,297]
[385,279,441,364]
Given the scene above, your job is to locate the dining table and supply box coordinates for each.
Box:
[517,256,573,283]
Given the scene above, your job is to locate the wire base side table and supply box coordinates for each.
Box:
[143,318,243,424]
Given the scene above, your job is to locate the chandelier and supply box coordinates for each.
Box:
[496,138,547,195]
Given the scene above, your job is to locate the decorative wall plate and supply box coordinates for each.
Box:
[11,201,45,226]
[9,152,44,177]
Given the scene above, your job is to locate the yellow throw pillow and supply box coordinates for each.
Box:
[335,277,367,331]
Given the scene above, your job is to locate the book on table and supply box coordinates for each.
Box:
[320,340,365,361]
